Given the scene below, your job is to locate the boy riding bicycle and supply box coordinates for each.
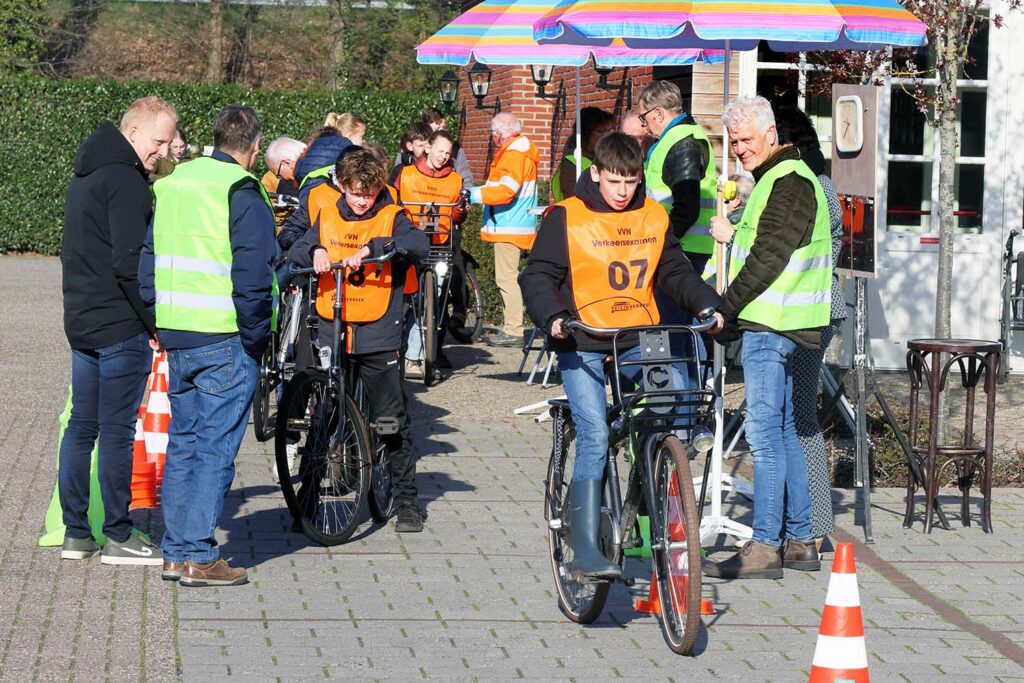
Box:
[288,149,430,532]
[519,132,724,578]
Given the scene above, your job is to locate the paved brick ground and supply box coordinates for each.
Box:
[2,255,1023,682]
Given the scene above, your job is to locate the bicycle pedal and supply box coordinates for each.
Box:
[371,417,400,435]
[621,576,636,587]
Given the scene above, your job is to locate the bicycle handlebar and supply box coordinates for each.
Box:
[402,199,467,209]
[563,307,719,337]
[289,246,398,276]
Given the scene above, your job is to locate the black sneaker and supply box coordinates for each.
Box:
[101,530,163,566]
[395,506,424,533]
[61,536,100,560]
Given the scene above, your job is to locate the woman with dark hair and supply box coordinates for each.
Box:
[772,105,847,551]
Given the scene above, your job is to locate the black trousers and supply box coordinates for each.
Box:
[349,350,417,508]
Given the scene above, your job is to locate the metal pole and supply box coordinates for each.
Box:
[575,66,583,180]
[854,276,874,543]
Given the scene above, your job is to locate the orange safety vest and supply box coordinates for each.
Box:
[315,204,403,323]
[397,164,463,246]
[562,197,667,329]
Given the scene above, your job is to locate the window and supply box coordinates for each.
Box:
[885,14,989,234]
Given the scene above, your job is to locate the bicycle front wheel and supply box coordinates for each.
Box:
[546,412,609,624]
[448,263,484,343]
[422,269,436,386]
[651,435,703,655]
[275,370,371,546]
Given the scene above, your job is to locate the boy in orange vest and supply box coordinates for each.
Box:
[288,149,430,532]
[519,133,723,578]
[394,130,468,377]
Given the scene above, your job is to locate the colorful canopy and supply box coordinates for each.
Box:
[533,0,928,52]
[416,0,724,67]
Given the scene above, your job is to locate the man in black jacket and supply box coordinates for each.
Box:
[59,96,177,565]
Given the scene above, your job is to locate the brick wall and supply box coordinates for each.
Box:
[454,59,740,198]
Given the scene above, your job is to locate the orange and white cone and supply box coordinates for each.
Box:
[143,351,170,463]
[809,542,869,683]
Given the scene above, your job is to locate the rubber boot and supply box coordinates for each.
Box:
[567,480,622,580]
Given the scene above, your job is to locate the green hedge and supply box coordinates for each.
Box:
[0,74,548,328]
[0,74,435,254]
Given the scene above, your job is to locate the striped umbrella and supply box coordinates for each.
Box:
[416,0,724,67]
[417,0,724,183]
[533,0,928,51]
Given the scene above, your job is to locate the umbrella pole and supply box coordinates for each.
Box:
[700,39,753,547]
[575,66,583,180]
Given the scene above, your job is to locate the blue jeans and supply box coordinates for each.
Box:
[59,332,151,542]
[742,331,813,546]
[161,336,257,564]
[558,345,693,482]
[403,301,433,363]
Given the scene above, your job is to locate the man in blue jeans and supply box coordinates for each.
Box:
[140,104,275,586]
[59,96,178,565]
[703,96,833,580]
[520,133,722,579]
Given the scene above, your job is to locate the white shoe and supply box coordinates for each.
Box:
[404,360,424,378]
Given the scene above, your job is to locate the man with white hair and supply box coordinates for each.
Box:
[703,95,832,581]
[262,136,306,198]
[468,112,539,347]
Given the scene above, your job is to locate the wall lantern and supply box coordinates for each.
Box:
[468,62,501,112]
[595,64,633,109]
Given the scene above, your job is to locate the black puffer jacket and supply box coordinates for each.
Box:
[61,122,157,349]
[519,173,721,354]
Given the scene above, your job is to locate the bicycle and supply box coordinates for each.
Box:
[252,265,317,442]
[545,311,717,655]
[269,191,300,231]
[1000,228,1023,380]
[403,193,483,382]
[274,247,399,545]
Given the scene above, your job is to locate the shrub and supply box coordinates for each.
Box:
[0,74,434,253]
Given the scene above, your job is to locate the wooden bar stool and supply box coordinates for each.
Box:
[904,339,1000,533]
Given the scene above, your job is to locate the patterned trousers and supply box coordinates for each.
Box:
[791,322,840,538]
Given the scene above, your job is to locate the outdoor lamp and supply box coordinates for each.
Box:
[468,62,501,112]
[594,64,633,109]
[438,70,459,113]
[530,64,565,115]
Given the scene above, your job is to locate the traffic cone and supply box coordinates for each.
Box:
[143,352,170,463]
[809,543,869,683]
[128,403,157,509]
[634,572,716,616]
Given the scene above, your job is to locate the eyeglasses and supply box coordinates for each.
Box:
[637,107,659,127]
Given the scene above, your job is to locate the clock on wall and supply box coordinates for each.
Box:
[835,95,864,154]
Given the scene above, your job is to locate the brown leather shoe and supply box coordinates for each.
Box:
[162,561,184,581]
[179,559,248,587]
[782,539,821,571]
[702,541,784,579]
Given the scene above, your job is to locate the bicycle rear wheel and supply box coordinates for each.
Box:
[252,334,276,442]
[448,263,484,343]
[651,435,703,655]
[546,411,609,624]
[356,378,394,522]
[422,269,437,385]
[275,369,370,546]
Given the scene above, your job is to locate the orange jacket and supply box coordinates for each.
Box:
[469,134,539,250]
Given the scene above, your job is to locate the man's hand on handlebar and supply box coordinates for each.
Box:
[706,311,725,334]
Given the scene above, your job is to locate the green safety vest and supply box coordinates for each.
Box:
[644,122,718,255]
[153,156,276,333]
[728,158,832,331]
[551,153,592,203]
[299,164,332,189]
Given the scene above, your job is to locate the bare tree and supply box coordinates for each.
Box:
[205,0,226,83]
[327,0,348,88]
